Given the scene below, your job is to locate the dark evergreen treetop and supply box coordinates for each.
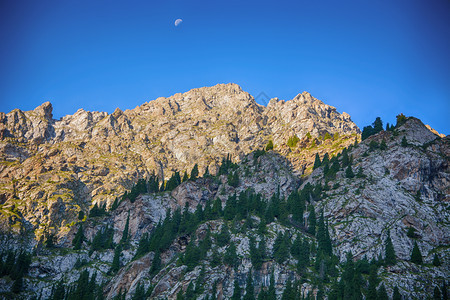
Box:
[190,164,199,180]
[313,153,322,170]
[384,231,396,266]
[410,241,423,265]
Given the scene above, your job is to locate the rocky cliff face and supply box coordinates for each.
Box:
[0,83,358,240]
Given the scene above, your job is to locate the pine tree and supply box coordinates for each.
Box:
[316,211,327,255]
[341,149,350,167]
[150,249,161,276]
[267,272,276,300]
[11,273,23,294]
[250,237,262,270]
[120,213,130,249]
[182,171,189,182]
[384,231,396,266]
[442,281,447,300]
[281,279,294,300]
[366,265,378,300]
[204,165,210,177]
[224,242,238,269]
[200,229,212,256]
[51,280,66,300]
[433,253,441,266]
[190,164,199,180]
[185,282,195,300]
[273,232,290,263]
[401,136,408,147]
[307,206,316,235]
[231,278,241,300]
[132,282,146,300]
[345,166,354,178]
[110,244,122,273]
[392,286,402,300]
[111,198,120,210]
[377,284,389,300]
[244,271,255,300]
[313,153,321,170]
[410,241,423,264]
[434,287,442,300]
[297,239,310,272]
[216,223,230,246]
[373,117,383,133]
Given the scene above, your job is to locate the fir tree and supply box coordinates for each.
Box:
[341,149,350,167]
[250,237,262,270]
[150,249,161,276]
[407,227,416,238]
[210,247,222,268]
[182,171,189,183]
[410,241,423,264]
[442,281,447,300]
[11,273,23,294]
[110,244,122,273]
[384,231,396,266]
[366,265,378,300]
[434,287,442,300]
[401,136,408,147]
[111,198,120,211]
[273,232,290,264]
[217,223,231,247]
[120,213,130,249]
[244,271,255,300]
[377,284,389,300]
[51,280,66,300]
[185,282,195,300]
[281,279,294,300]
[392,286,402,300]
[344,165,355,178]
[132,282,146,300]
[373,117,383,133]
[267,272,276,300]
[231,278,241,300]
[433,253,441,266]
[307,206,316,235]
[224,241,239,269]
[184,236,202,271]
[199,229,212,256]
[190,164,199,180]
[297,239,310,272]
[204,165,210,177]
[313,153,321,170]
[316,211,331,256]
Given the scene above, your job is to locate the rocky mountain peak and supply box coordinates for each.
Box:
[33,101,53,121]
[398,117,443,145]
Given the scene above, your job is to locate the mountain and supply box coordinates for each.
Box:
[0,83,359,239]
[0,84,448,299]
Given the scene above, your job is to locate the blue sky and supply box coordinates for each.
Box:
[0,0,449,134]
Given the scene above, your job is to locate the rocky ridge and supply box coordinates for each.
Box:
[0,83,359,240]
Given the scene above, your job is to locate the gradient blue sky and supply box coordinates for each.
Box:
[1,0,449,134]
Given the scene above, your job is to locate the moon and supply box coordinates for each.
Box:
[174,19,183,27]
